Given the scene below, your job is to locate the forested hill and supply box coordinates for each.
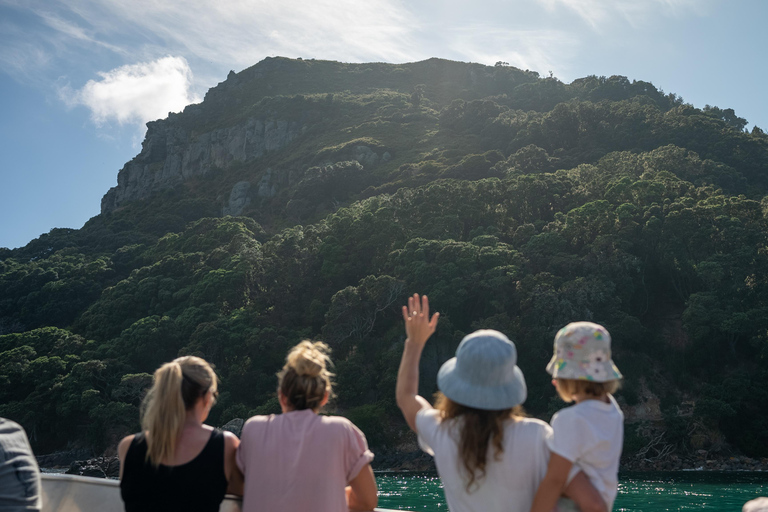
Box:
[2,57,768,463]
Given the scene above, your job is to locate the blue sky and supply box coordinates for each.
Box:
[1,0,766,249]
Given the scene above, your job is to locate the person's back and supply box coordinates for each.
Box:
[0,418,41,512]
[120,429,227,512]
[417,409,551,512]
[548,394,623,509]
[118,356,241,512]
[238,410,372,511]
[237,340,377,512]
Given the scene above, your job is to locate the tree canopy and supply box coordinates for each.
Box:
[3,57,768,458]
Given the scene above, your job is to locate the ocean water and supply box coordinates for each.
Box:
[375,471,768,511]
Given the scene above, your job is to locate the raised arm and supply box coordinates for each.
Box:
[395,293,439,432]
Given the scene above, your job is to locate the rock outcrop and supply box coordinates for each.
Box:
[222,181,252,216]
[221,418,244,438]
[101,116,304,214]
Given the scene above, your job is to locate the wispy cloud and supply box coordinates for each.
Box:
[0,16,52,81]
[5,0,715,135]
[60,56,200,128]
[46,0,421,67]
[36,10,126,55]
[444,28,579,76]
[538,0,710,30]
[2,0,425,130]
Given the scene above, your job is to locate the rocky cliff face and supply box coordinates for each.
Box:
[101,115,304,214]
[98,56,541,215]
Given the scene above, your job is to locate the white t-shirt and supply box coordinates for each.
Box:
[416,408,552,512]
[548,394,624,511]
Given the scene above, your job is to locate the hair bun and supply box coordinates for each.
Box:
[279,340,335,411]
[286,341,330,378]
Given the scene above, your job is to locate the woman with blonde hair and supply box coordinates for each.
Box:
[396,294,604,512]
[237,340,378,512]
[118,356,242,511]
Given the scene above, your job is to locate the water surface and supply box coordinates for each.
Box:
[375,471,768,511]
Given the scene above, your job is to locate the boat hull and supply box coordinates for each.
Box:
[41,473,397,511]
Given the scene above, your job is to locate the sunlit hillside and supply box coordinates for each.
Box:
[2,57,768,463]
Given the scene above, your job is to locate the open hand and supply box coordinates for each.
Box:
[402,293,439,347]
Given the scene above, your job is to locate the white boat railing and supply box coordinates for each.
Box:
[41,473,403,512]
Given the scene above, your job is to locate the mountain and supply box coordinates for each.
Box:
[2,57,768,464]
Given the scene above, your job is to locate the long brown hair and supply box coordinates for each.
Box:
[435,392,525,492]
[278,340,334,411]
[140,356,218,467]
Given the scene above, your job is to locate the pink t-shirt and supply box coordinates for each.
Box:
[237,409,374,512]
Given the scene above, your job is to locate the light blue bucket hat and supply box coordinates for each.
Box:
[546,321,622,382]
[437,329,527,410]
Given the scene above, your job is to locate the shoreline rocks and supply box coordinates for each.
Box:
[621,453,768,472]
[65,457,120,479]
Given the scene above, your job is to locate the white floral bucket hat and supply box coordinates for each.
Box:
[546,322,622,382]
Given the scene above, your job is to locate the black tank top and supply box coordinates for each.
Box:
[120,429,228,512]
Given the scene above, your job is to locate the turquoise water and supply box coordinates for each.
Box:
[376,472,768,511]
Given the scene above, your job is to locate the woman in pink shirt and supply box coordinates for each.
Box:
[237,340,378,512]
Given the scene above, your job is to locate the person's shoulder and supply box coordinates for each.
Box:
[416,407,440,420]
[607,394,624,418]
[550,403,580,424]
[244,414,274,423]
[118,434,137,460]
[320,414,364,435]
[552,402,578,418]
[514,416,551,429]
[243,414,275,427]
[415,407,440,425]
[119,433,136,444]
[414,407,441,436]
[221,430,239,447]
[0,417,24,434]
[240,415,275,437]
[511,417,553,437]
[320,414,353,426]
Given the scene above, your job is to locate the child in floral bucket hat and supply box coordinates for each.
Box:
[531,322,624,512]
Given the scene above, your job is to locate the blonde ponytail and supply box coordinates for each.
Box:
[278,341,334,411]
[140,356,218,467]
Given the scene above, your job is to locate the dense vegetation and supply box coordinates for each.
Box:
[2,58,768,461]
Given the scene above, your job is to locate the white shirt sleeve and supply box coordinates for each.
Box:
[548,408,594,463]
[415,408,440,456]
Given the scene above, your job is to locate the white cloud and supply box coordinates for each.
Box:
[62,56,200,127]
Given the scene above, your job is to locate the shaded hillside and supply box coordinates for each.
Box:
[2,58,768,461]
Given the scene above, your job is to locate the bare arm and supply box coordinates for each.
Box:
[346,464,378,511]
[395,294,439,432]
[223,431,244,496]
[530,452,572,512]
[564,471,607,512]
[117,435,135,480]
